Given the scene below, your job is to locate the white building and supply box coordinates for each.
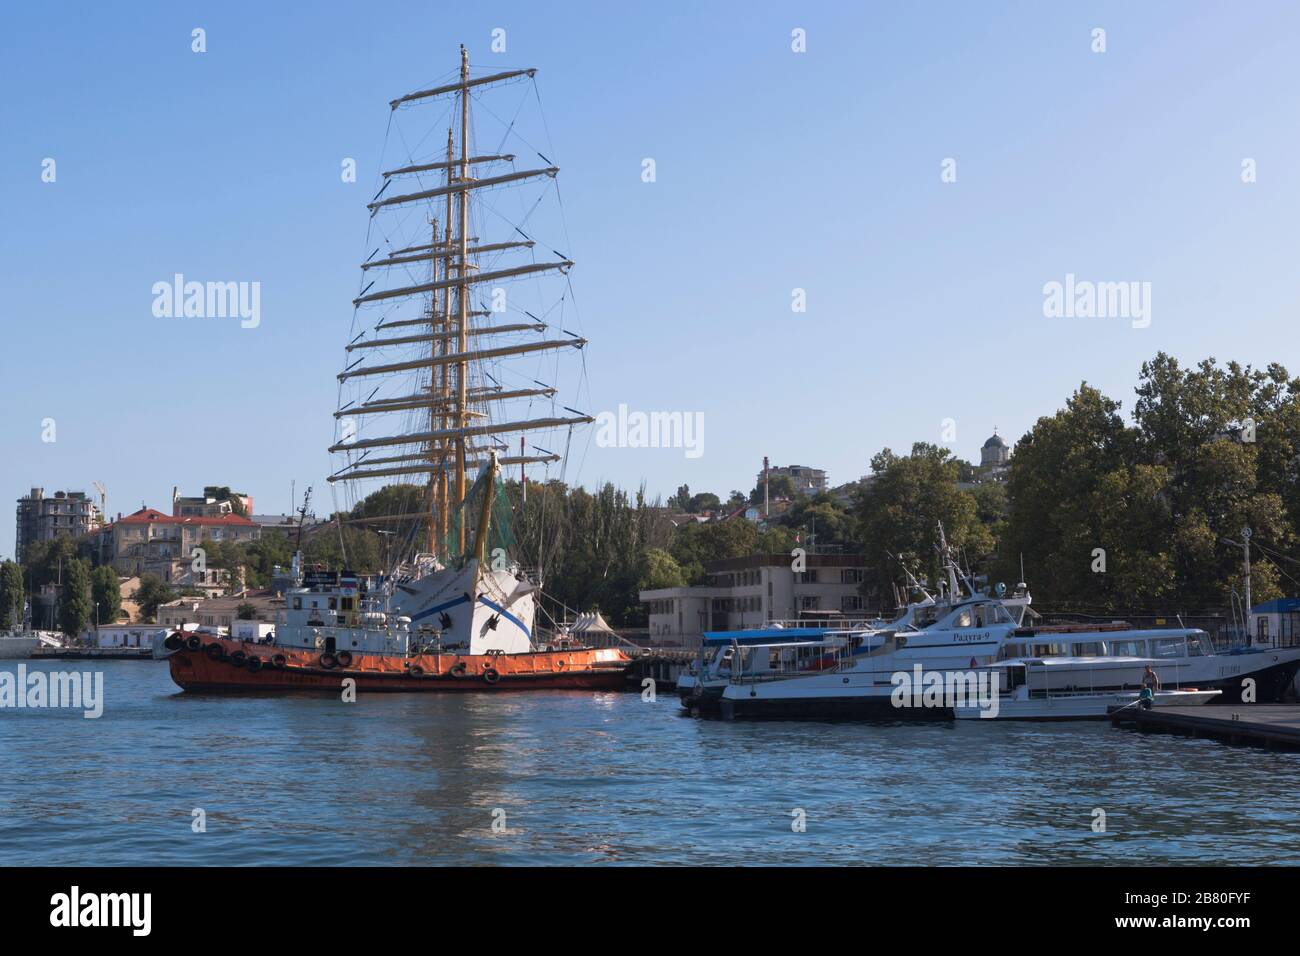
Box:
[641,553,871,647]
[87,624,167,649]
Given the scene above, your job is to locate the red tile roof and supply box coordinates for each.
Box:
[112,507,257,528]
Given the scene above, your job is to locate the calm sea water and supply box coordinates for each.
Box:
[1,659,1298,866]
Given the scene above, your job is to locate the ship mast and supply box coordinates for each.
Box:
[455,44,471,555]
[330,46,591,566]
[438,130,454,557]
[425,215,442,557]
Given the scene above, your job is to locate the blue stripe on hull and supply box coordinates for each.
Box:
[407,593,532,642]
[478,596,532,641]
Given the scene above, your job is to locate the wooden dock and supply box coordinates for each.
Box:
[1112,704,1300,750]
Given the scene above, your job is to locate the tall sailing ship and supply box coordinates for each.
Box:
[164,48,631,692]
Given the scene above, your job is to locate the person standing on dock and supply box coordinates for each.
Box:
[1141,665,1160,693]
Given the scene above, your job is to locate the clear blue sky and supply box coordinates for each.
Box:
[3,1,1299,558]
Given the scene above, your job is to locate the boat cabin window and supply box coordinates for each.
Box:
[1189,634,1211,656]
[1073,641,1103,656]
[951,608,974,628]
[292,597,302,610]
[997,642,1029,661]
[913,607,940,628]
[974,604,1013,627]
[1151,637,1186,658]
[1109,640,1145,657]
[1031,642,1067,657]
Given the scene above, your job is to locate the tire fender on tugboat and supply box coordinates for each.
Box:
[483,667,500,684]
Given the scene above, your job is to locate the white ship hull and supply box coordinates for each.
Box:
[388,559,537,655]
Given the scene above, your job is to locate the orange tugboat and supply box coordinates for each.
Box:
[160,48,631,692]
[160,453,632,694]
[164,627,629,694]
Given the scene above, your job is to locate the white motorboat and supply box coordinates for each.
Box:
[992,631,1300,704]
[681,537,1034,715]
[712,611,1297,721]
[952,656,1222,720]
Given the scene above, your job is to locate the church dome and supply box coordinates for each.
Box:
[982,433,1006,450]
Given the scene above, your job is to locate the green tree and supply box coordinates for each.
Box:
[22,536,80,591]
[670,518,761,583]
[197,537,253,594]
[133,573,176,622]
[60,558,93,637]
[509,479,670,626]
[997,384,1144,608]
[91,565,122,624]
[775,492,857,549]
[243,530,293,587]
[688,492,721,513]
[0,560,24,630]
[1129,354,1300,609]
[236,602,257,620]
[752,474,795,503]
[638,547,687,590]
[855,443,992,607]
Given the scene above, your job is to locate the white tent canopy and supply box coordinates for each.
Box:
[569,611,616,634]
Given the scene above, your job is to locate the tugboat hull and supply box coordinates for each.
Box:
[166,636,629,693]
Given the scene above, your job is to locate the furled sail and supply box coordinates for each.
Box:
[352,261,572,307]
[367,167,558,213]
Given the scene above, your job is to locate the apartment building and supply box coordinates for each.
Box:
[15,488,102,563]
[641,552,871,647]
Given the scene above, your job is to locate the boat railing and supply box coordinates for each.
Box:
[726,638,856,685]
[762,617,883,630]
